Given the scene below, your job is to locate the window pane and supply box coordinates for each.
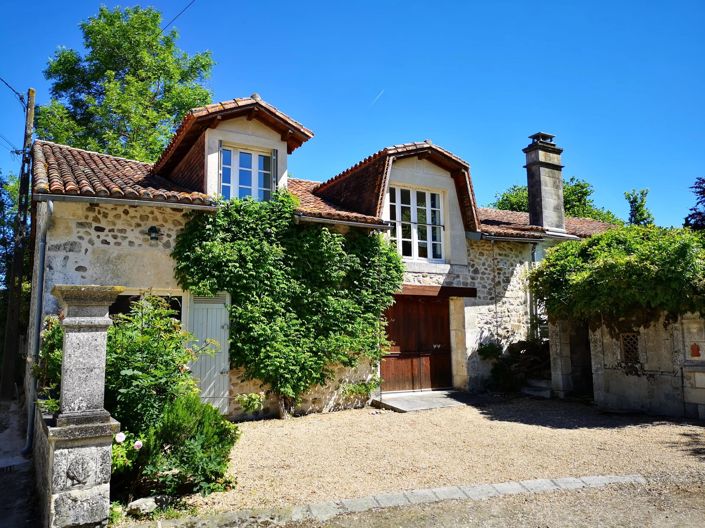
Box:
[401,206,411,222]
[222,184,231,200]
[432,226,442,242]
[258,172,271,190]
[400,189,411,205]
[258,189,271,202]
[418,225,427,242]
[402,240,412,257]
[239,169,252,187]
[222,148,232,166]
[430,193,440,209]
[432,243,442,259]
[389,187,396,204]
[258,155,271,171]
[222,166,231,184]
[416,191,426,207]
[418,242,428,258]
[401,223,412,240]
[431,209,441,225]
[390,205,396,221]
[239,187,251,199]
[239,152,252,169]
[417,207,427,225]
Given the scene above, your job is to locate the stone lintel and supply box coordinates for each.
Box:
[52,285,125,318]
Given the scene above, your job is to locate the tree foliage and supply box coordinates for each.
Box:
[172,192,404,415]
[624,188,655,226]
[35,6,213,162]
[685,176,705,230]
[490,176,623,224]
[529,226,705,332]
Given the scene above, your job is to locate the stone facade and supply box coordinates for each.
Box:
[589,315,705,419]
[227,361,376,420]
[396,239,535,392]
[464,239,533,390]
[551,314,705,420]
[39,201,187,315]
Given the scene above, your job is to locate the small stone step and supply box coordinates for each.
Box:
[521,386,551,399]
[525,378,552,389]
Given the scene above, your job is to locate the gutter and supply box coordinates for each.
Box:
[22,199,52,456]
[294,213,392,231]
[33,193,217,212]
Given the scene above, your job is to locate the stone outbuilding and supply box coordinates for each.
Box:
[550,315,705,420]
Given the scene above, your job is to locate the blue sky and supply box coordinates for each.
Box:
[1,0,703,226]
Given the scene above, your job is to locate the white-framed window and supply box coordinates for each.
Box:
[220,147,273,201]
[388,186,444,261]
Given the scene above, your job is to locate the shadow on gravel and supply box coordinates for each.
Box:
[457,393,703,431]
[667,431,705,461]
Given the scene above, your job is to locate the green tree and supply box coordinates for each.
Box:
[35,6,214,163]
[624,188,655,226]
[172,193,404,417]
[490,176,623,224]
[685,177,705,230]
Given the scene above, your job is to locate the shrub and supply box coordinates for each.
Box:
[104,296,214,433]
[483,339,550,393]
[34,316,63,413]
[35,296,238,500]
[140,393,240,495]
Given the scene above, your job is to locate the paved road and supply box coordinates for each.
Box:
[293,481,705,528]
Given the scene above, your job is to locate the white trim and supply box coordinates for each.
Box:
[388,185,445,263]
[219,145,273,201]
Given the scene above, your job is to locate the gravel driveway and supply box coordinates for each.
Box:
[191,396,705,512]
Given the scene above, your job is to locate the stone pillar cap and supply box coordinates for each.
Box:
[52,285,126,306]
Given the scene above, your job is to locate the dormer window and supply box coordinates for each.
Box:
[388,186,444,261]
[220,147,273,201]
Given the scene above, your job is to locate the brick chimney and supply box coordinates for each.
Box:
[523,132,566,233]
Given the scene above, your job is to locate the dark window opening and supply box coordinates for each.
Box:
[620,332,640,364]
[109,295,183,321]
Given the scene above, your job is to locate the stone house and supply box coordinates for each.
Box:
[27,94,611,418]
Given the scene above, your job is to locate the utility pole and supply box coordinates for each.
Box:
[0,88,35,399]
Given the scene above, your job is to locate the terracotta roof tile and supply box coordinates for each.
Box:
[153,95,314,175]
[32,140,213,206]
[288,178,385,225]
[478,207,614,239]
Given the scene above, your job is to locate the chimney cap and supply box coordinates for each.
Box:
[528,132,555,144]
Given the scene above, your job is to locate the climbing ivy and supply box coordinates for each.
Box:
[172,192,404,416]
[529,226,705,332]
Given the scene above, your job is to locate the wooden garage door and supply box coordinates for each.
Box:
[381,295,452,392]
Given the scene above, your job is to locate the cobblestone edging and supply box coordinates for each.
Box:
[133,474,649,527]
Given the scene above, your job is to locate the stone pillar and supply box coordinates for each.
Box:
[35,285,124,528]
[549,320,573,398]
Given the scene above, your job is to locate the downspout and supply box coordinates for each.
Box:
[529,242,538,339]
[21,199,52,456]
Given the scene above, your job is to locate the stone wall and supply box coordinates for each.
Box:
[227,361,376,420]
[40,201,188,314]
[587,314,705,419]
[397,239,535,392]
[464,239,533,390]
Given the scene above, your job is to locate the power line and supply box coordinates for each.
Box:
[162,0,197,33]
[0,132,19,152]
[0,75,26,110]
